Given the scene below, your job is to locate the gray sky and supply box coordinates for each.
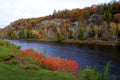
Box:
[0,0,112,28]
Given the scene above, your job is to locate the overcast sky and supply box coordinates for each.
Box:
[0,0,113,28]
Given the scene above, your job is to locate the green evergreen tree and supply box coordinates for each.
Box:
[18,29,25,39]
[78,28,84,40]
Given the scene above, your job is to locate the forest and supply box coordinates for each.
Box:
[0,1,120,42]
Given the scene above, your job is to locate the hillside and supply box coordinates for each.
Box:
[0,1,120,42]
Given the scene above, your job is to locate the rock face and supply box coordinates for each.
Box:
[36,19,80,40]
[36,19,64,39]
[68,21,79,39]
[87,14,103,25]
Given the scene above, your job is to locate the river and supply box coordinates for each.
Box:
[8,40,120,80]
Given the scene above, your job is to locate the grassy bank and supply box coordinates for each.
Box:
[0,62,73,80]
[0,40,20,61]
[0,40,74,80]
[0,40,115,80]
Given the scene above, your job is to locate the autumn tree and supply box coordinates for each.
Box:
[37,33,42,39]
[113,13,120,23]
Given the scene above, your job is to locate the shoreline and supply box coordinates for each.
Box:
[6,38,120,47]
[62,39,120,47]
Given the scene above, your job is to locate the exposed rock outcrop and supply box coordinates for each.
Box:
[87,14,103,25]
[35,19,80,40]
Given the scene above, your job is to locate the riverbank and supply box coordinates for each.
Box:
[7,38,120,46]
[62,39,120,46]
[0,40,114,80]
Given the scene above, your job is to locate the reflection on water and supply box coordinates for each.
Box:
[9,40,120,80]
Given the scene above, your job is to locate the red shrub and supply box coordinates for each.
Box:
[62,59,79,72]
[20,49,79,73]
[39,56,79,72]
[32,52,43,60]
[21,48,33,56]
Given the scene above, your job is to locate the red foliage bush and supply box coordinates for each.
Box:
[20,49,79,73]
[21,48,33,56]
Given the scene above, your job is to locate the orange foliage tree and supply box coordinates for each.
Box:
[113,13,120,23]
[37,33,42,39]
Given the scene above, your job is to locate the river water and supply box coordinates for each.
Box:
[8,40,120,80]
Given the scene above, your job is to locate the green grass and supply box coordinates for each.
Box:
[0,62,73,80]
[0,40,20,61]
[0,46,11,60]
[0,40,74,80]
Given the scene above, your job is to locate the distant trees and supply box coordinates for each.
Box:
[1,0,120,41]
[7,28,43,40]
[100,3,112,28]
